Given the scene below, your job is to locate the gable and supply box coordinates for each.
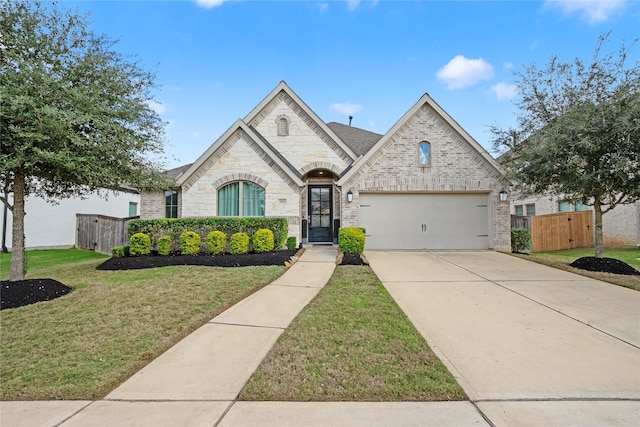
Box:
[339,93,503,189]
[244,82,357,173]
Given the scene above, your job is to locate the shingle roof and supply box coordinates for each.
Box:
[165,163,193,181]
[326,122,383,156]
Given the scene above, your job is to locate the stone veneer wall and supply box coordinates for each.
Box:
[341,103,511,252]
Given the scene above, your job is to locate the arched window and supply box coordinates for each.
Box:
[418,142,430,166]
[218,182,265,216]
[277,117,289,136]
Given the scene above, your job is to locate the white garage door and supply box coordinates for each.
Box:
[359,193,490,250]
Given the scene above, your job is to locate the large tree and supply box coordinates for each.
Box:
[1,1,168,281]
[493,34,640,258]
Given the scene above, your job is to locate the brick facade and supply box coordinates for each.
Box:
[140,82,511,251]
[341,103,511,252]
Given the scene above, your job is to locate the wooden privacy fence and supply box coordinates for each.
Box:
[530,211,593,252]
[76,214,138,255]
[511,215,531,231]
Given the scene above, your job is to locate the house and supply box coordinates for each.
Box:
[2,190,140,251]
[510,194,640,247]
[141,81,511,251]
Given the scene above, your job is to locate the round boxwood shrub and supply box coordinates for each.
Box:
[286,236,297,251]
[338,227,365,254]
[230,232,250,255]
[252,228,275,253]
[129,232,151,256]
[180,231,201,255]
[158,235,172,256]
[205,230,226,255]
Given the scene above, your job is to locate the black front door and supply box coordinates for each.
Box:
[308,186,332,242]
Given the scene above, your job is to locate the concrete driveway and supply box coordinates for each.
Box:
[366,250,640,427]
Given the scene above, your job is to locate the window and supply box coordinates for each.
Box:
[165,191,178,218]
[128,202,138,217]
[525,203,536,216]
[558,201,571,212]
[418,142,430,166]
[575,201,590,211]
[515,205,524,216]
[218,182,265,216]
[277,117,289,136]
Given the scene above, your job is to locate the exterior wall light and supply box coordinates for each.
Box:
[499,189,508,202]
[347,190,353,203]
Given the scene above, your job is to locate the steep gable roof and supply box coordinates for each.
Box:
[244,81,359,161]
[326,122,382,156]
[175,119,304,189]
[338,93,504,186]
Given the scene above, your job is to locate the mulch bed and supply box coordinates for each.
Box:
[1,279,73,311]
[569,257,640,276]
[96,250,299,271]
[340,253,368,266]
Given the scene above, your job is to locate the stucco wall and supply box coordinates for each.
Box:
[3,191,140,250]
[341,103,511,251]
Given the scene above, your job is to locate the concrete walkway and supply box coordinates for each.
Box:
[3,249,639,426]
[367,250,640,427]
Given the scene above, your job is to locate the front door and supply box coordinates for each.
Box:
[308,186,332,242]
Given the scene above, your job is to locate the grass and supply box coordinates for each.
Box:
[514,247,640,291]
[239,265,467,402]
[0,249,285,400]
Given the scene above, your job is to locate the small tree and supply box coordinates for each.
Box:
[1,1,168,280]
[493,34,640,258]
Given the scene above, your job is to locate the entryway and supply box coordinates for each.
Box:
[308,185,332,243]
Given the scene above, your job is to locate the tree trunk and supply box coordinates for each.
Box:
[593,198,604,259]
[10,167,26,281]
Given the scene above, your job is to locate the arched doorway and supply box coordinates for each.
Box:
[303,169,339,243]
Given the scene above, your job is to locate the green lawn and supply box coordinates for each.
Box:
[1,249,285,400]
[516,247,640,291]
[239,266,467,401]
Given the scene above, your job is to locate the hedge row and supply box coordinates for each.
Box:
[126,217,288,252]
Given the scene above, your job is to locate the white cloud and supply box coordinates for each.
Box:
[436,55,494,90]
[147,100,167,115]
[330,102,363,116]
[195,0,228,9]
[191,131,201,139]
[490,82,518,100]
[319,3,329,13]
[544,0,626,24]
[345,0,360,10]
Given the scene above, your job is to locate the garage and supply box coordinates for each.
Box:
[359,193,490,250]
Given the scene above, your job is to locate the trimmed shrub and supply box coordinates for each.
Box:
[511,228,531,253]
[253,228,275,253]
[180,231,201,255]
[158,236,172,256]
[129,233,151,256]
[230,232,250,255]
[111,245,130,258]
[338,227,365,254]
[127,217,288,251]
[205,230,226,255]
[286,236,297,251]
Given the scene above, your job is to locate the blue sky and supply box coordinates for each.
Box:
[66,0,639,168]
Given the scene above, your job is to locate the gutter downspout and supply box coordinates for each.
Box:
[2,201,7,253]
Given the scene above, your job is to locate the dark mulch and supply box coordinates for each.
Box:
[1,279,73,311]
[97,250,298,271]
[340,253,368,266]
[570,257,640,276]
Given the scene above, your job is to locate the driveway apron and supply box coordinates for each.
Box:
[367,250,640,426]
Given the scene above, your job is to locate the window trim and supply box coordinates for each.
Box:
[217,181,265,217]
[165,190,178,218]
[418,141,431,167]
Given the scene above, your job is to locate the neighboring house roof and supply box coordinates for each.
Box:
[338,92,504,186]
[326,122,383,157]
